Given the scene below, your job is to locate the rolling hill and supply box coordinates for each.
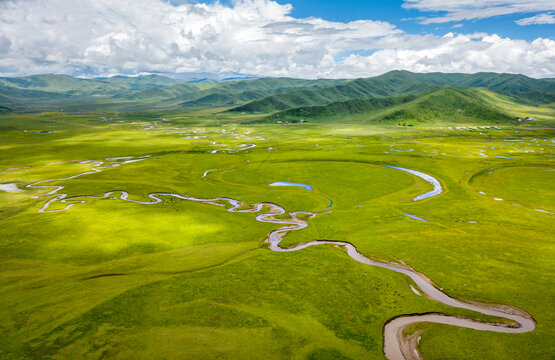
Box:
[230,71,555,113]
[261,87,516,124]
[0,75,346,111]
[229,75,436,113]
[0,74,184,95]
[0,71,553,113]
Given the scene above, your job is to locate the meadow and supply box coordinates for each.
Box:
[0,107,554,360]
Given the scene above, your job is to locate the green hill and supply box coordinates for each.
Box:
[231,71,555,113]
[115,83,202,100]
[0,74,184,96]
[0,86,70,100]
[264,87,515,125]
[229,75,435,113]
[180,91,272,107]
[0,71,553,113]
[0,74,97,93]
[0,75,346,111]
[399,71,555,104]
[121,77,344,105]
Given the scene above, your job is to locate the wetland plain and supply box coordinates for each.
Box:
[1,104,553,359]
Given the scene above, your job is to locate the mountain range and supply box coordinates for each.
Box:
[0,71,554,124]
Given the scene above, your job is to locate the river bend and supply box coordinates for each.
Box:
[25,157,535,360]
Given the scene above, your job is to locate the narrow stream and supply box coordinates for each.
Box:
[383,165,443,201]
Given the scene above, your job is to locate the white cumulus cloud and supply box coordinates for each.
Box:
[0,0,399,77]
[0,0,553,78]
[339,33,555,78]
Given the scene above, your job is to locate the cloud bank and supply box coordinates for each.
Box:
[0,0,554,78]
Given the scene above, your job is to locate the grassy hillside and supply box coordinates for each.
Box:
[120,77,344,102]
[114,83,202,100]
[374,87,515,124]
[476,88,555,125]
[399,71,555,105]
[0,74,194,111]
[1,71,553,113]
[231,71,555,113]
[179,91,270,107]
[229,76,435,113]
[0,87,73,111]
[0,75,347,112]
[179,86,344,108]
[263,87,516,125]
[0,74,183,95]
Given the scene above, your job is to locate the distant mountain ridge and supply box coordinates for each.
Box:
[230,71,555,113]
[0,71,553,113]
[0,74,183,95]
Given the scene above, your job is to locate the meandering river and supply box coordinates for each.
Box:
[25,157,535,360]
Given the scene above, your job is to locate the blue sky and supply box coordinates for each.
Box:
[1,0,554,78]
[298,0,554,40]
[223,0,555,41]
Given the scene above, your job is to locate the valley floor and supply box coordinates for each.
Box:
[0,110,554,359]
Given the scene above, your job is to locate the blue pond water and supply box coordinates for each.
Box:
[268,182,313,191]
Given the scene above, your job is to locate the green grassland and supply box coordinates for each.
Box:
[0,98,554,360]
